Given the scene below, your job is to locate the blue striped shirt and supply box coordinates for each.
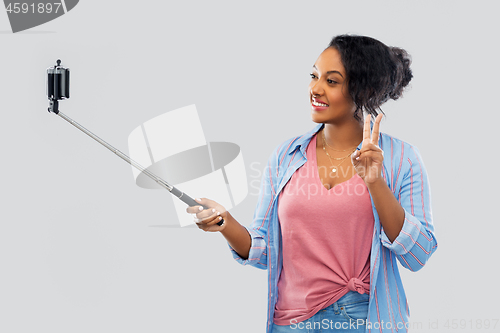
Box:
[229,122,438,333]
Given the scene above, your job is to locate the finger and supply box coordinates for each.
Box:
[193,208,213,220]
[197,217,226,232]
[198,210,220,224]
[195,217,216,226]
[371,114,383,145]
[210,217,227,231]
[351,148,360,163]
[358,142,383,154]
[195,197,217,208]
[205,215,224,227]
[195,208,218,222]
[351,154,360,168]
[186,205,204,214]
[363,115,371,141]
[193,197,220,217]
[355,150,384,163]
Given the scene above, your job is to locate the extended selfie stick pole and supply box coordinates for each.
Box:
[47,60,223,226]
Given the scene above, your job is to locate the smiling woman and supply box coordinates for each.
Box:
[186,34,438,333]
[309,47,353,125]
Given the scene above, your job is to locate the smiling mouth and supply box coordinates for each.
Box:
[312,100,329,107]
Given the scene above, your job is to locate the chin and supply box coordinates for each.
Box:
[310,112,329,124]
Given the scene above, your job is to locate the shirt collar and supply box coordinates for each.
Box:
[289,121,374,155]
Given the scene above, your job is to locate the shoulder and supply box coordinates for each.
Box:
[266,135,302,168]
[273,124,321,157]
[379,132,426,176]
[265,128,316,171]
[275,135,302,155]
[379,131,422,158]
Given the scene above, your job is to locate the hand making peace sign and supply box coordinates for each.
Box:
[351,114,384,185]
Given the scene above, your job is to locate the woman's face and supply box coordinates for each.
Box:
[309,47,356,123]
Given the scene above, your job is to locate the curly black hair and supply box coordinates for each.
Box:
[327,35,413,120]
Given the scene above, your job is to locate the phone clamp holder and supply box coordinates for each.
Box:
[47,59,70,114]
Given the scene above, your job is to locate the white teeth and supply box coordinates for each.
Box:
[312,100,328,107]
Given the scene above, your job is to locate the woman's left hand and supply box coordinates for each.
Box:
[351,114,384,185]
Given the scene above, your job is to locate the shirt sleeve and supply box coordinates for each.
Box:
[227,146,280,270]
[379,144,438,272]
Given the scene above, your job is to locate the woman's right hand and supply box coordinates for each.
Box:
[186,197,228,232]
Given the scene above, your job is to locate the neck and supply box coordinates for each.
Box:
[321,116,364,150]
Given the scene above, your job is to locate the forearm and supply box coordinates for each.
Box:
[367,178,405,243]
[220,211,252,260]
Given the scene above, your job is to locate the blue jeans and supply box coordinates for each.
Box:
[271,291,369,333]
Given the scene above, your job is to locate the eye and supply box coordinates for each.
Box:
[309,73,317,79]
[327,79,338,84]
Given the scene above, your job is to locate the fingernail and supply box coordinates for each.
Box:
[195,198,201,202]
[199,206,203,211]
[217,212,220,216]
[212,208,216,213]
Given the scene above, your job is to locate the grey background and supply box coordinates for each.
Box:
[1,1,498,332]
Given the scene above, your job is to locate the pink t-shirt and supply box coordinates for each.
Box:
[273,134,374,326]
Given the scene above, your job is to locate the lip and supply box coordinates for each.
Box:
[311,98,329,111]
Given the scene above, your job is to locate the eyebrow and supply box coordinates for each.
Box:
[312,65,344,78]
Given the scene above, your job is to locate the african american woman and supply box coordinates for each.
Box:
[187,34,438,333]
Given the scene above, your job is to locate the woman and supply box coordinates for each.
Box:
[187,34,438,333]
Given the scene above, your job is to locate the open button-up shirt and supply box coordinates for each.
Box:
[228,123,438,333]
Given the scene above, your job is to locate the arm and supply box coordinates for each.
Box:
[188,146,281,269]
[353,115,437,271]
[219,211,252,259]
[188,198,260,262]
[367,178,405,243]
[353,114,405,242]
[379,145,438,271]
[224,151,278,268]
[187,196,252,259]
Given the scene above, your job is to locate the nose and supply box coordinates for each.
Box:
[310,80,323,98]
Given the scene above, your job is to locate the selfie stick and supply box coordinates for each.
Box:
[46,60,223,226]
